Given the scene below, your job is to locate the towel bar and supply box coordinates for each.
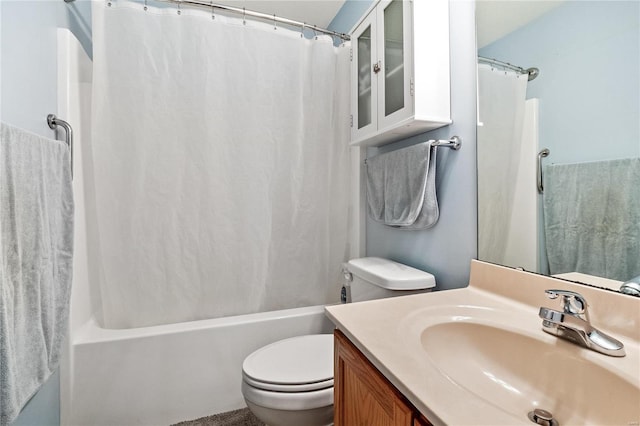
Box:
[430,136,462,150]
[47,114,73,178]
[363,136,462,165]
[537,148,550,193]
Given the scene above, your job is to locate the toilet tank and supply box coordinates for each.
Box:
[344,257,436,302]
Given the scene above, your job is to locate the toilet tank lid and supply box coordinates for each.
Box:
[347,257,436,290]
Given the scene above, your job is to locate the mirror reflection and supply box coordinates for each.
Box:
[476,1,640,294]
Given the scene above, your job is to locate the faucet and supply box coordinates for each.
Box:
[620,275,640,297]
[538,289,625,357]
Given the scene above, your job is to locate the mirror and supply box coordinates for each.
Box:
[476,1,640,294]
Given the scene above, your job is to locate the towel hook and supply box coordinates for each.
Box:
[537,148,550,193]
[47,114,74,179]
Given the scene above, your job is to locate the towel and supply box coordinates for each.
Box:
[366,142,439,229]
[0,122,74,424]
[543,158,640,281]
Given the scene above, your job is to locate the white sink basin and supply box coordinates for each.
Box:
[421,314,640,425]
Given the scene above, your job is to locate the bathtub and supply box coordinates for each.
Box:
[62,305,334,425]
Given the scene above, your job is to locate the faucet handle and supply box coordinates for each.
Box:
[544,289,587,315]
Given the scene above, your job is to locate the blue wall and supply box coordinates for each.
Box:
[328,0,374,33]
[330,0,478,290]
[479,1,640,165]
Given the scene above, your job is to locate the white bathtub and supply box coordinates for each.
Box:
[63,305,334,425]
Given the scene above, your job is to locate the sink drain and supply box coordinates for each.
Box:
[528,408,559,426]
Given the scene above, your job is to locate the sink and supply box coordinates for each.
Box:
[421,319,640,425]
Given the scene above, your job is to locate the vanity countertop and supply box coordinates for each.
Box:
[325,260,640,426]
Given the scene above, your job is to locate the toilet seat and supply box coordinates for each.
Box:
[241,334,334,411]
[242,334,334,386]
[243,373,334,392]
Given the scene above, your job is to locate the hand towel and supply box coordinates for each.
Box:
[365,142,439,229]
[0,122,74,424]
[543,157,640,281]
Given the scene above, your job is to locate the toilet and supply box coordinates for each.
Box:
[241,257,435,426]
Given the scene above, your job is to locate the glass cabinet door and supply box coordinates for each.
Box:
[378,0,413,129]
[351,12,378,142]
[358,25,373,129]
[383,0,404,116]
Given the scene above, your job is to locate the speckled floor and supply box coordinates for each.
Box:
[172,408,265,426]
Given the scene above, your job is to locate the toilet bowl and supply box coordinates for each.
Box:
[241,257,435,426]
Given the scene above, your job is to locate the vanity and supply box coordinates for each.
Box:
[325,260,640,425]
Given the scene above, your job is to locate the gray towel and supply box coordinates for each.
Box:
[0,122,74,424]
[366,142,439,229]
[543,158,640,281]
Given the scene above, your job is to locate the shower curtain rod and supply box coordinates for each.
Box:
[478,56,539,81]
[64,0,350,41]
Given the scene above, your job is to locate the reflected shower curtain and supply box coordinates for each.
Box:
[91,1,351,328]
[477,64,528,265]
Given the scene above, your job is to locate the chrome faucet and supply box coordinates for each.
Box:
[620,275,640,297]
[539,289,625,357]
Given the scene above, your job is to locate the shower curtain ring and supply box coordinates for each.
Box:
[177,2,181,15]
[313,26,318,40]
[143,0,147,11]
[300,22,305,38]
[210,1,215,19]
[243,7,246,25]
[273,14,277,30]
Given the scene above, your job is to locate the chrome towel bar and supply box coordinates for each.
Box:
[430,136,462,151]
[537,148,550,193]
[47,114,74,178]
[363,136,462,165]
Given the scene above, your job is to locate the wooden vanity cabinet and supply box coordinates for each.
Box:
[334,329,432,426]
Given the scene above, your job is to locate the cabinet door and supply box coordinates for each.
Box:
[351,11,378,143]
[334,330,414,426]
[376,0,414,131]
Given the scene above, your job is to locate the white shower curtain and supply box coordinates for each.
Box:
[477,63,528,265]
[91,1,351,328]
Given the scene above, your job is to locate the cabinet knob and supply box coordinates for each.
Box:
[373,61,381,74]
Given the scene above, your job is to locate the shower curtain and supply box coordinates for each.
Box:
[91,1,351,328]
[477,63,528,266]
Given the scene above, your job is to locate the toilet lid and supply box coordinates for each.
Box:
[243,334,334,388]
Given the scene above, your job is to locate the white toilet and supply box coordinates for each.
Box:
[241,257,435,426]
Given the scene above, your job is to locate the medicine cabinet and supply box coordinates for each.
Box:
[350,0,451,148]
